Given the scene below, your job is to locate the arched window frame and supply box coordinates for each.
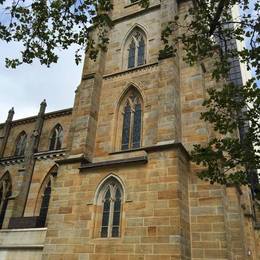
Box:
[94,176,124,238]
[49,124,63,151]
[0,172,12,229]
[14,131,27,156]
[124,27,147,70]
[34,166,57,227]
[116,87,143,151]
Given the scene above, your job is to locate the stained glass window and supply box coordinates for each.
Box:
[39,179,51,227]
[128,40,136,69]
[120,90,142,150]
[49,124,63,151]
[112,188,121,237]
[121,102,131,150]
[138,37,145,66]
[132,103,142,148]
[14,132,27,156]
[99,180,122,238]
[101,189,111,237]
[127,30,146,69]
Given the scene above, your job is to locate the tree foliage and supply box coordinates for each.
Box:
[0,0,259,187]
[160,0,259,187]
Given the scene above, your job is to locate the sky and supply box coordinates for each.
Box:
[0,42,84,123]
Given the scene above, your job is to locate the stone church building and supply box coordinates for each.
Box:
[0,0,259,259]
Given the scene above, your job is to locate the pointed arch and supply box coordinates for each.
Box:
[0,172,12,228]
[34,165,58,226]
[49,124,63,151]
[116,85,143,151]
[14,131,27,156]
[94,174,126,204]
[95,175,124,238]
[123,25,147,69]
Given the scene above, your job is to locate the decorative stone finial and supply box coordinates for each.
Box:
[39,99,47,115]
[7,107,14,122]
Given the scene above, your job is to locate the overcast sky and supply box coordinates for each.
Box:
[0,42,83,123]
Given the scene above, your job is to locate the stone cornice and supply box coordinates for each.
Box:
[0,149,67,165]
[112,4,161,25]
[110,141,191,160]
[0,155,24,166]
[0,108,73,127]
[103,62,158,80]
[34,149,67,161]
[79,155,148,170]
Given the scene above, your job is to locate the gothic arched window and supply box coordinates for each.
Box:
[14,131,27,156]
[96,177,123,238]
[35,165,57,227]
[120,89,143,150]
[38,179,51,227]
[138,36,145,66]
[0,173,12,229]
[128,40,136,68]
[126,28,146,69]
[49,124,63,151]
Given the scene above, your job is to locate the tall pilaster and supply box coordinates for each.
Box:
[0,108,14,158]
[157,0,182,143]
[67,46,107,161]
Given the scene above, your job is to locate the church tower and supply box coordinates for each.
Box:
[0,0,259,259]
[41,0,259,259]
[47,0,193,259]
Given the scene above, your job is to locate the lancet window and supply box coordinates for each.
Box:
[38,179,51,227]
[126,29,146,69]
[97,178,123,238]
[14,131,27,156]
[49,124,63,151]
[121,89,142,150]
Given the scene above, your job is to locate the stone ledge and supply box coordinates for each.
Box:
[0,228,47,232]
[0,245,44,249]
[0,227,47,249]
[56,154,90,165]
[124,1,141,9]
[103,62,158,80]
[110,141,190,160]
[79,155,148,170]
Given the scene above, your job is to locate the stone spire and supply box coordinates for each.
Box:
[0,107,15,157]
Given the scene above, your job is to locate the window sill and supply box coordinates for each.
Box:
[92,237,122,242]
[109,147,143,155]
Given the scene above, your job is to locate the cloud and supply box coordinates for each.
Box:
[0,42,83,123]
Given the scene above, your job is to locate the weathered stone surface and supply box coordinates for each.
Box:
[0,0,259,260]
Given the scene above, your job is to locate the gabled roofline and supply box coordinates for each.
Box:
[0,108,73,127]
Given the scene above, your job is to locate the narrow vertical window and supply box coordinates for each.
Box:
[49,124,63,151]
[112,188,121,237]
[14,132,27,156]
[119,89,143,150]
[132,101,142,148]
[98,178,123,238]
[121,102,131,150]
[128,40,136,69]
[0,173,12,229]
[38,180,51,227]
[125,28,147,69]
[138,36,145,66]
[101,189,111,238]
